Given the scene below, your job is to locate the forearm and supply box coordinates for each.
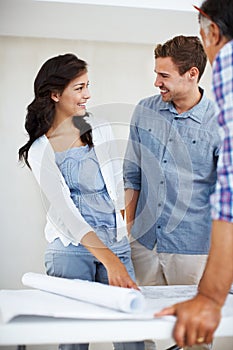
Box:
[81,231,120,265]
[198,220,233,306]
[125,189,140,234]
[81,230,138,289]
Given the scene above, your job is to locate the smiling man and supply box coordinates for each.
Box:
[123,35,220,350]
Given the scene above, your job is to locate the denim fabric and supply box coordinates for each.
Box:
[124,90,220,253]
[45,236,135,282]
[47,146,144,350]
[55,146,116,230]
[45,237,143,350]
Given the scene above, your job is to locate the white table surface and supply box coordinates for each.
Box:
[0,313,232,346]
[0,286,233,346]
[1,305,233,346]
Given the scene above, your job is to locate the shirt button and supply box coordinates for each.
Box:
[160,181,164,184]
[163,160,167,163]
[157,225,161,229]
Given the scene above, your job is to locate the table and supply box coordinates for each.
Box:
[0,285,232,349]
[0,311,232,348]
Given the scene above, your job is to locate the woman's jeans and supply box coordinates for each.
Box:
[45,238,144,350]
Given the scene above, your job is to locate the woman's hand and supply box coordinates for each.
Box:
[105,254,139,290]
[81,230,139,290]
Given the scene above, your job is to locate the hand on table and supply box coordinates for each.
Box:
[106,259,140,290]
[154,293,221,347]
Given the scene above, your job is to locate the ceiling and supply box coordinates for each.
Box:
[36,0,201,12]
[0,0,202,44]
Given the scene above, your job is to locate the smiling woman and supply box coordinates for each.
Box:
[18,53,144,350]
[47,73,91,145]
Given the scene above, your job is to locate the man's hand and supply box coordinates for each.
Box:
[154,293,221,347]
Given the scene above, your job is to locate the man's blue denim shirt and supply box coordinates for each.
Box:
[123,89,221,254]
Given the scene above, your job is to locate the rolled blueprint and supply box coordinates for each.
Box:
[22,272,145,313]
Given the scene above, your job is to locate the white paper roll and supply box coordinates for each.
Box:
[22,272,145,313]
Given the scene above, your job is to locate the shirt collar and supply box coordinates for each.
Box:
[158,87,208,124]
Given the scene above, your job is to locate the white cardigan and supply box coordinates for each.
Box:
[28,116,127,246]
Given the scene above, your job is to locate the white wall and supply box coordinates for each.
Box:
[0,32,213,290]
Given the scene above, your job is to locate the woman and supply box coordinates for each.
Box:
[19,53,144,350]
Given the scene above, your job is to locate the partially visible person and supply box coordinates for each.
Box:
[18,53,144,350]
[124,35,220,350]
[155,0,233,348]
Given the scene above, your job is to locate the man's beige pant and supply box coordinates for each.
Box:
[130,237,210,350]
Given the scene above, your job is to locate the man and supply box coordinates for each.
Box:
[123,35,220,350]
[155,0,233,348]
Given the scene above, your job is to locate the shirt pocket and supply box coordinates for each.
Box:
[181,129,216,178]
[138,126,168,161]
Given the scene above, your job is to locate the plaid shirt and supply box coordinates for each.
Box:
[210,40,233,222]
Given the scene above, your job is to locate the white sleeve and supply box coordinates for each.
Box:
[106,126,125,210]
[93,121,125,210]
[28,137,93,244]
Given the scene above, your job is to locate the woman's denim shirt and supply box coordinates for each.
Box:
[55,146,117,246]
[28,117,127,246]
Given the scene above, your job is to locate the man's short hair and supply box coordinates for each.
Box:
[154,35,207,82]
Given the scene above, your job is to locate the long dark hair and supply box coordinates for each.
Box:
[18,53,93,168]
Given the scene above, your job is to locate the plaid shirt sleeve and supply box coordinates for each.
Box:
[210,40,233,222]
